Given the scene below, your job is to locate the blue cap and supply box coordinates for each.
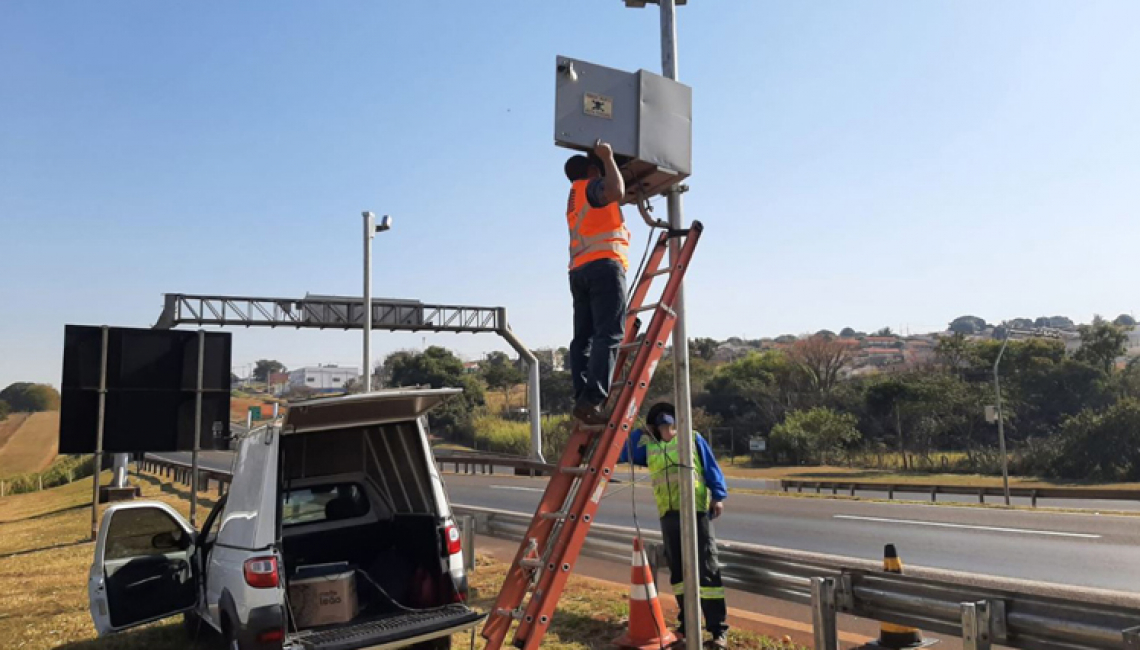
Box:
[657,413,675,426]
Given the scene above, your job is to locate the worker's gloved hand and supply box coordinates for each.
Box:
[709,501,724,520]
[593,139,614,160]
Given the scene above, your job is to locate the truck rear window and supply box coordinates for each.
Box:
[283,483,370,527]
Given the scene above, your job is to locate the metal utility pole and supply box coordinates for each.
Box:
[362,212,392,392]
[993,335,1012,506]
[191,329,204,527]
[657,1,702,646]
[90,326,109,540]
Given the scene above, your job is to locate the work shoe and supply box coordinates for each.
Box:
[666,635,686,650]
[573,401,608,425]
[706,633,728,650]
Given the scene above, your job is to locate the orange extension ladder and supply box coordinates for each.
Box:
[481,221,704,650]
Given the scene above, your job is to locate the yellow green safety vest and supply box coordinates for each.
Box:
[642,432,709,518]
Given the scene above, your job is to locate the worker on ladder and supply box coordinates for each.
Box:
[618,402,730,649]
[564,140,631,425]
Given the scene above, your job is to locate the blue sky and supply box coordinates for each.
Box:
[3,1,1139,387]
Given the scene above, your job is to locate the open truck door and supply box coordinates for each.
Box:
[88,501,200,636]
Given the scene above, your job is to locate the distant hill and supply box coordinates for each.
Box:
[0,412,60,478]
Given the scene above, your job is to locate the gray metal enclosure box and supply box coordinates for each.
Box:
[554,56,691,202]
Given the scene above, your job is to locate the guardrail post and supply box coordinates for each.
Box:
[930,486,938,502]
[1031,490,1038,508]
[217,479,225,497]
[811,577,838,650]
[961,600,992,650]
[646,542,662,587]
[978,489,985,504]
[888,485,895,500]
[849,484,856,497]
[1123,626,1140,650]
[459,514,476,572]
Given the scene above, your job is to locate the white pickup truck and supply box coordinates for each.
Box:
[87,388,484,650]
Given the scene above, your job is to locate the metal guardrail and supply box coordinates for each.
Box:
[455,505,1140,650]
[139,454,1140,650]
[780,480,1140,508]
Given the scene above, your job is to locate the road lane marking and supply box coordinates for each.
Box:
[491,485,546,493]
[833,514,1101,538]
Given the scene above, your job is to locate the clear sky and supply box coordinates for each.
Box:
[3,1,1139,388]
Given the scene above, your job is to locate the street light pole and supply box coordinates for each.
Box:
[993,335,1012,506]
[656,1,702,647]
[362,212,392,393]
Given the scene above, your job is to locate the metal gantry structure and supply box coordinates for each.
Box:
[154,292,545,462]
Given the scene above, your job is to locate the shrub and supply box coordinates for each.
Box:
[3,455,95,495]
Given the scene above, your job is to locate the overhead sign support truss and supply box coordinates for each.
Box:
[155,293,545,462]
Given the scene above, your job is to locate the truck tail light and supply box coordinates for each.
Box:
[243,556,279,589]
[444,523,462,556]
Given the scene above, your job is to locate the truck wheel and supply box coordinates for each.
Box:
[183,610,200,637]
[222,617,242,650]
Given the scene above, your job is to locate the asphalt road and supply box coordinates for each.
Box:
[441,473,1140,593]
[150,452,1140,592]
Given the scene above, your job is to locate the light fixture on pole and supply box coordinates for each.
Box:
[992,326,1062,506]
[363,212,393,393]
[992,333,1013,506]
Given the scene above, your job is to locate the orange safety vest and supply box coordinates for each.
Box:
[566,179,630,271]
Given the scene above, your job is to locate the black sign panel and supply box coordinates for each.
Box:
[59,326,232,453]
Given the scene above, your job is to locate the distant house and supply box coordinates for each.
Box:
[288,365,359,393]
[268,372,290,397]
[463,361,482,374]
[533,348,565,372]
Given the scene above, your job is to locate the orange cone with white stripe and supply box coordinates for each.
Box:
[614,538,678,650]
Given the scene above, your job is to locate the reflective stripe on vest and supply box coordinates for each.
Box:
[567,179,630,270]
[642,433,709,518]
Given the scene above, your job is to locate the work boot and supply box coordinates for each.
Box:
[706,633,728,650]
[666,635,686,650]
[572,401,608,425]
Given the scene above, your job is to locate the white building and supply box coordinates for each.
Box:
[288,365,359,393]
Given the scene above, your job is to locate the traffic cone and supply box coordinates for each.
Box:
[863,545,936,649]
[613,538,678,650]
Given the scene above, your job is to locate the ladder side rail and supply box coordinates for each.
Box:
[514,303,682,650]
[481,426,597,645]
[511,226,702,650]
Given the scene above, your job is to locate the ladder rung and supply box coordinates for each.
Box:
[519,558,543,569]
[541,511,570,520]
[633,302,661,314]
[560,466,589,476]
[646,266,673,278]
[619,337,646,350]
[495,608,524,620]
[578,422,606,433]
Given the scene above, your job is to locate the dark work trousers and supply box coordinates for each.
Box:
[660,511,728,637]
[568,258,627,407]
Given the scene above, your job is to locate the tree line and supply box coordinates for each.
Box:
[343,314,1140,482]
[0,382,61,420]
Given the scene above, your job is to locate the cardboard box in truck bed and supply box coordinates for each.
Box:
[289,564,359,628]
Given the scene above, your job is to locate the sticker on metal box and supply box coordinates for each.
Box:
[584,93,613,119]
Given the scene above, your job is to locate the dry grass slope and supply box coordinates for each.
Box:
[0,412,60,479]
